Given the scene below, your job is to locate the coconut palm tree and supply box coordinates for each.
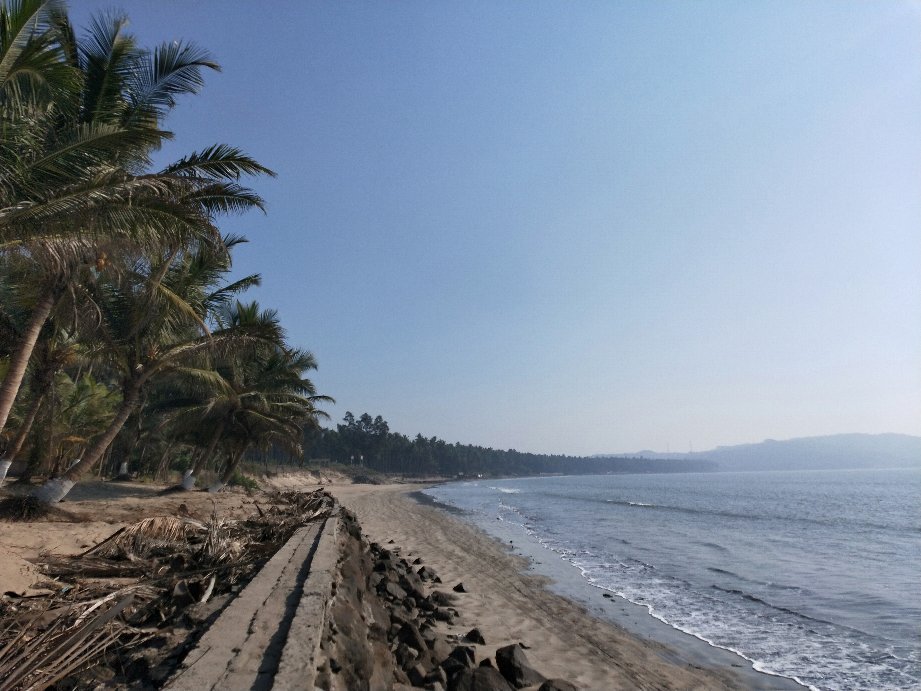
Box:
[207,346,331,492]
[164,334,332,491]
[0,7,273,436]
[32,237,282,502]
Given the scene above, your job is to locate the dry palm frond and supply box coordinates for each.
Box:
[198,511,244,564]
[0,489,339,689]
[85,515,206,559]
[0,594,148,691]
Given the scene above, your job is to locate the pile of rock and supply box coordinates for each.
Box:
[366,541,577,691]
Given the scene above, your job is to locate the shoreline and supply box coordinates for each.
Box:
[331,481,803,690]
[1,473,811,688]
[419,486,808,690]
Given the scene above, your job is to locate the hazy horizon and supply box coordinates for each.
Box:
[71,1,921,455]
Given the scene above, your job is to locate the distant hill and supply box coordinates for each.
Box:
[600,433,921,472]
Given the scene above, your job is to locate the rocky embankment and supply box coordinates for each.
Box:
[317,508,577,691]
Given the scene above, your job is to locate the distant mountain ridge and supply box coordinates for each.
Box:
[599,433,921,472]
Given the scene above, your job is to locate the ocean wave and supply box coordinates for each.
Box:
[553,493,906,532]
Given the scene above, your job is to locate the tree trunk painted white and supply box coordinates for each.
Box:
[181,471,196,490]
[0,458,12,487]
[117,461,129,476]
[208,482,225,493]
[34,477,76,504]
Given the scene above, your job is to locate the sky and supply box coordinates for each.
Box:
[71,1,921,456]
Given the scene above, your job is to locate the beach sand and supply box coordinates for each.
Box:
[331,482,802,690]
[1,474,803,689]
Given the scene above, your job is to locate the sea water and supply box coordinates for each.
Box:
[424,468,921,690]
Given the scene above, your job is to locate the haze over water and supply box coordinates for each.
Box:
[426,467,921,690]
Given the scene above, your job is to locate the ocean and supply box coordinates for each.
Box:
[423,467,921,690]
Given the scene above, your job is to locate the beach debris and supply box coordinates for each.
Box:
[495,643,546,689]
[0,488,336,689]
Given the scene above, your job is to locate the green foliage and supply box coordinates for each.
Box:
[305,412,717,478]
[227,470,258,491]
[0,2,328,491]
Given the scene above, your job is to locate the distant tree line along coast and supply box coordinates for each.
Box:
[293,412,716,478]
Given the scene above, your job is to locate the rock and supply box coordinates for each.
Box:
[440,655,468,681]
[478,658,494,668]
[425,682,446,691]
[430,590,454,606]
[495,644,546,689]
[464,628,486,645]
[426,665,449,687]
[429,637,453,663]
[396,642,420,668]
[397,622,428,653]
[413,557,423,565]
[448,667,515,691]
[448,645,476,668]
[407,663,429,685]
[385,581,408,601]
[538,680,578,691]
[602,593,612,599]
[418,565,439,581]
[452,582,468,593]
[434,607,455,623]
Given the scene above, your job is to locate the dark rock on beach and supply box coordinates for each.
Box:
[449,666,516,691]
[538,679,579,691]
[464,627,486,644]
[495,643,546,689]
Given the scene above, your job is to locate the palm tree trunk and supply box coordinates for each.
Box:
[0,288,56,435]
[183,421,225,490]
[0,392,44,486]
[155,441,175,480]
[33,378,142,503]
[209,448,241,493]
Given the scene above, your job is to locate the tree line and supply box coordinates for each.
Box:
[0,1,330,502]
[294,412,716,478]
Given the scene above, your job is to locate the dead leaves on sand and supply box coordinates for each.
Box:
[0,488,336,690]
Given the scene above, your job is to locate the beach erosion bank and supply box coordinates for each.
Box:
[1,475,803,689]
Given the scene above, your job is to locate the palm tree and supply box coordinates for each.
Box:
[32,239,282,502]
[164,333,332,491]
[0,7,273,436]
[207,346,331,492]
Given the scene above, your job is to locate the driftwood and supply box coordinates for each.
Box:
[0,488,336,690]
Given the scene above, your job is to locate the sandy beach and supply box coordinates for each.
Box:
[331,482,802,690]
[1,475,804,689]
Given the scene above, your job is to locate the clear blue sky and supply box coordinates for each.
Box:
[72,1,921,455]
